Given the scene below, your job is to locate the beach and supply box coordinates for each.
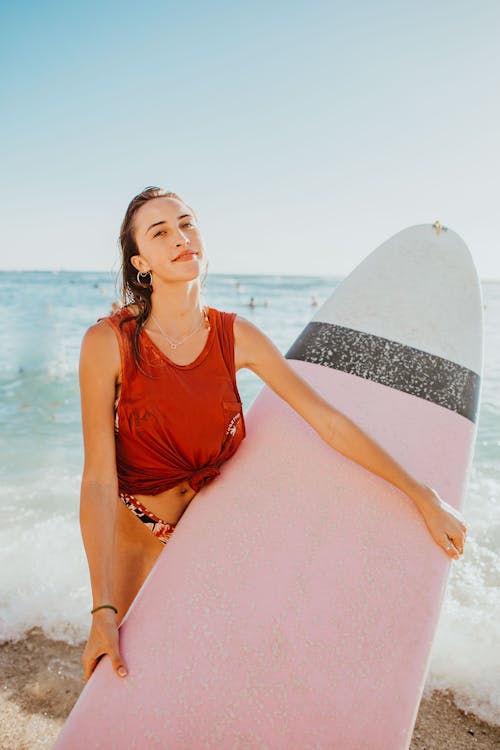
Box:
[1,272,499,747]
[1,629,499,750]
[3,0,500,742]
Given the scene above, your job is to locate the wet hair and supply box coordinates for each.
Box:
[117,185,198,369]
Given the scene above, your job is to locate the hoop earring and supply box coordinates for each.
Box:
[136,270,152,286]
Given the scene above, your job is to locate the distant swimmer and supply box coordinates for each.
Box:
[247,297,268,308]
[311,295,319,307]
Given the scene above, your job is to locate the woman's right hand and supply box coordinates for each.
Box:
[82,609,128,682]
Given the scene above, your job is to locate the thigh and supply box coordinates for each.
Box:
[113,497,164,624]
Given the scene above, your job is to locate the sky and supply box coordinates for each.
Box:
[1,0,499,278]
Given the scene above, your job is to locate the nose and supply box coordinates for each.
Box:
[176,233,190,247]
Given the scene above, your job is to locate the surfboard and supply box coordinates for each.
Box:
[54,223,483,749]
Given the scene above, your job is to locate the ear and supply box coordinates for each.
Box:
[130,254,149,274]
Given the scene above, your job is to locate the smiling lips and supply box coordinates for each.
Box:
[173,250,198,262]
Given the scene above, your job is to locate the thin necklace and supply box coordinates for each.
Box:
[149,307,210,350]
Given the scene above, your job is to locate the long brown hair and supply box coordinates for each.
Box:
[118,186,197,369]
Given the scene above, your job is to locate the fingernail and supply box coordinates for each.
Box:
[118,667,127,677]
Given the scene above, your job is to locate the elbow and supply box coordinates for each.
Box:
[79,479,118,540]
[80,475,119,513]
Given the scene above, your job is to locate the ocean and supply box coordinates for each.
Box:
[1,271,499,725]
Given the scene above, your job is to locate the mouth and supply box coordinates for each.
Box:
[172,250,199,262]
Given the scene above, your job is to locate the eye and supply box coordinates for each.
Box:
[182,221,194,228]
[154,230,166,237]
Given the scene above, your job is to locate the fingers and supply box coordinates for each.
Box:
[82,641,128,682]
[441,508,467,560]
[423,492,468,561]
[82,650,104,683]
[443,527,466,559]
[453,532,465,554]
[444,537,460,559]
[104,623,128,678]
[454,518,467,552]
[82,650,128,681]
[109,645,128,678]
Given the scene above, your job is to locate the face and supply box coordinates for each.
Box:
[131,197,205,284]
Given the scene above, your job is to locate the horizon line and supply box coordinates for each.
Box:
[0,268,498,283]
[0,268,344,280]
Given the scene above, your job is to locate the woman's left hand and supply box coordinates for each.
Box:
[413,484,467,560]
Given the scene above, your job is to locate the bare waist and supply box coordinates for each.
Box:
[131,480,197,526]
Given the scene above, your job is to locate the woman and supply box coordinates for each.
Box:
[79,186,467,682]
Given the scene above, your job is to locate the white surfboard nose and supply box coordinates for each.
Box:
[313,224,483,374]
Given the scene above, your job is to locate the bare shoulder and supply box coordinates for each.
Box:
[82,317,118,350]
[80,318,121,378]
[233,314,258,339]
[233,314,283,371]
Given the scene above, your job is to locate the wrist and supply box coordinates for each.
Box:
[407,482,441,516]
[91,603,118,616]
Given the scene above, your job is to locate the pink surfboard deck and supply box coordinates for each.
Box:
[54,224,482,749]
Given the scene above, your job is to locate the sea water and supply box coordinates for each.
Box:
[1,271,499,725]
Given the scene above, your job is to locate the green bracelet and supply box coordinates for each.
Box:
[91,604,118,615]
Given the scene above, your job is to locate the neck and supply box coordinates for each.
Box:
[148,279,205,338]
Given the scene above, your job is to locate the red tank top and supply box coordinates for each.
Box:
[102,306,246,495]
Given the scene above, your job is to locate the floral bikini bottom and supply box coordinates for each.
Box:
[119,492,177,545]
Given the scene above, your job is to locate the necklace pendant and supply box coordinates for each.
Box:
[170,343,177,350]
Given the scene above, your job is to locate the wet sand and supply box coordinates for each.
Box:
[1,628,498,749]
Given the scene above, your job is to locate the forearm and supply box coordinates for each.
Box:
[326,411,435,515]
[80,478,118,606]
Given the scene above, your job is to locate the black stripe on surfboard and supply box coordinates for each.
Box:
[286,322,480,423]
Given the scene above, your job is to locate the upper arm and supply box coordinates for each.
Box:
[79,320,121,488]
[233,316,338,440]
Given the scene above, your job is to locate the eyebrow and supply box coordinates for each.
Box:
[145,214,193,235]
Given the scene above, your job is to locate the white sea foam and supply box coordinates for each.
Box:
[1,272,499,726]
[424,468,500,725]
[0,514,90,645]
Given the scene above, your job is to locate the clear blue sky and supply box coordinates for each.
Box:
[1,0,499,278]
